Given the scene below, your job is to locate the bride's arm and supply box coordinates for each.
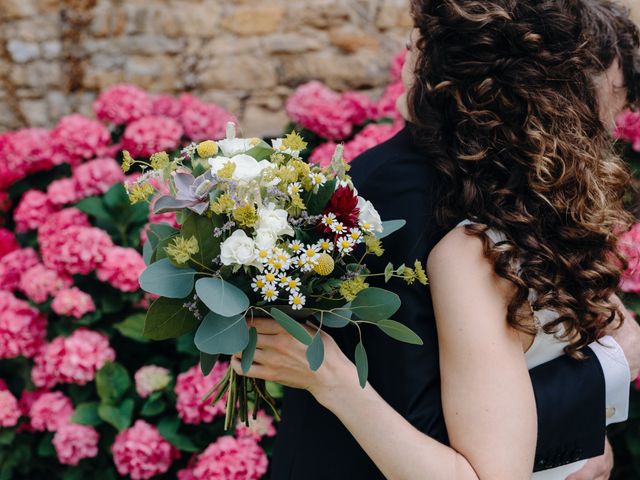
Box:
[233,228,536,480]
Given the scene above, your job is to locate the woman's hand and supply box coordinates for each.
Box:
[230,318,358,405]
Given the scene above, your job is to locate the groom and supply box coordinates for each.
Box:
[270,3,640,479]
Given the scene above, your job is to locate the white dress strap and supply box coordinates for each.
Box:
[455,219,507,244]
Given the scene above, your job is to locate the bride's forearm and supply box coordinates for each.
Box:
[313,363,479,480]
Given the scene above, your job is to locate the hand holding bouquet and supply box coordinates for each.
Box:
[127,123,427,429]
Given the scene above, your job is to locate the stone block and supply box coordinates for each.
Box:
[223,3,285,36]
[7,40,40,63]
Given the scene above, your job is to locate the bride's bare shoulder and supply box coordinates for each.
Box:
[427,226,487,275]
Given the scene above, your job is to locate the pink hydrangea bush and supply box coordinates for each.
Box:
[40,225,113,276]
[0,388,21,428]
[13,189,57,233]
[235,410,277,441]
[47,178,81,207]
[51,287,96,319]
[72,157,125,198]
[0,247,39,291]
[179,95,237,142]
[175,362,229,425]
[111,420,180,480]
[122,116,184,158]
[619,222,640,293]
[178,436,268,480]
[32,328,115,388]
[53,423,100,466]
[615,110,640,152]
[93,84,152,125]
[50,114,111,166]
[0,291,46,359]
[0,228,19,259]
[19,264,71,303]
[96,246,146,292]
[28,391,74,432]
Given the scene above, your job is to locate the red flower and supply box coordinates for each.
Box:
[323,186,360,230]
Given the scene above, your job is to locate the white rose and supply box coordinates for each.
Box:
[256,203,294,237]
[230,155,271,183]
[220,230,257,266]
[208,156,233,175]
[357,197,383,233]
[217,138,254,157]
[254,228,277,250]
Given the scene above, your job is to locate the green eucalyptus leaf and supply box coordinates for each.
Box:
[315,305,351,328]
[200,352,219,376]
[306,333,325,371]
[195,277,250,317]
[350,287,401,322]
[144,297,200,340]
[270,308,312,346]
[355,342,368,388]
[375,219,406,240]
[114,313,149,343]
[241,327,258,374]
[245,145,275,161]
[139,258,196,298]
[142,238,154,265]
[96,362,131,404]
[71,402,102,426]
[376,319,423,345]
[194,311,250,355]
[384,262,394,283]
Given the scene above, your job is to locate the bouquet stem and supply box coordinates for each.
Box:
[202,365,280,430]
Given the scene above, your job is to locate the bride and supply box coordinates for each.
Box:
[234,0,639,478]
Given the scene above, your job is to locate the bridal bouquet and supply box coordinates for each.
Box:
[128,123,426,429]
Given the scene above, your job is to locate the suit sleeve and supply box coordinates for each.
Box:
[530,347,606,471]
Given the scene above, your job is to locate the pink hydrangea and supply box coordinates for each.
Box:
[18,388,48,417]
[50,114,111,166]
[0,247,40,291]
[134,365,171,398]
[175,362,229,425]
[0,389,20,428]
[235,410,276,441]
[53,423,100,466]
[51,287,96,319]
[615,110,640,151]
[0,228,19,259]
[29,391,74,432]
[619,222,640,292]
[96,246,145,292]
[72,157,125,198]
[375,82,405,122]
[177,436,268,480]
[152,94,184,120]
[93,84,152,125]
[31,328,115,388]
[47,178,81,207]
[0,291,46,359]
[179,95,237,142]
[309,141,339,168]
[37,207,90,242]
[19,264,72,303]
[40,225,113,276]
[285,82,375,140]
[0,129,56,187]
[390,49,408,83]
[122,116,183,158]
[111,419,180,480]
[13,189,57,233]
[343,122,403,162]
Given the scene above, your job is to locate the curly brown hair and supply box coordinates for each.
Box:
[409,0,639,356]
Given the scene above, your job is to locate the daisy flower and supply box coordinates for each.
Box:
[309,172,327,188]
[289,240,303,254]
[287,182,303,196]
[285,277,301,293]
[256,247,271,264]
[251,276,267,293]
[330,222,347,234]
[262,285,279,302]
[288,292,306,310]
[349,228,364,243]
[277,275,291,288]
[359,220,374,233]
[263,271,277,285]
[337,237,356,255]
[321,213,337,228]
[316,238,334,253]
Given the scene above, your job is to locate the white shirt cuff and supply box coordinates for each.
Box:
[589,335,631,425]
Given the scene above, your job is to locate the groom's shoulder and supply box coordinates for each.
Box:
[349,124,437,188]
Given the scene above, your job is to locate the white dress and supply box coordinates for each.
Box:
[456,220,588,479]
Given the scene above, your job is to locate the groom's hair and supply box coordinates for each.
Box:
[581,0,640,106]
[408,0,636,357]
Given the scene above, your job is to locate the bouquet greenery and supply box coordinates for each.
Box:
[129,123,427,429]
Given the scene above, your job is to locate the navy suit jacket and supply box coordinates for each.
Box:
[270,126,605,479]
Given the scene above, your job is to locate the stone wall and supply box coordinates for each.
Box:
[0,0,411,137]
